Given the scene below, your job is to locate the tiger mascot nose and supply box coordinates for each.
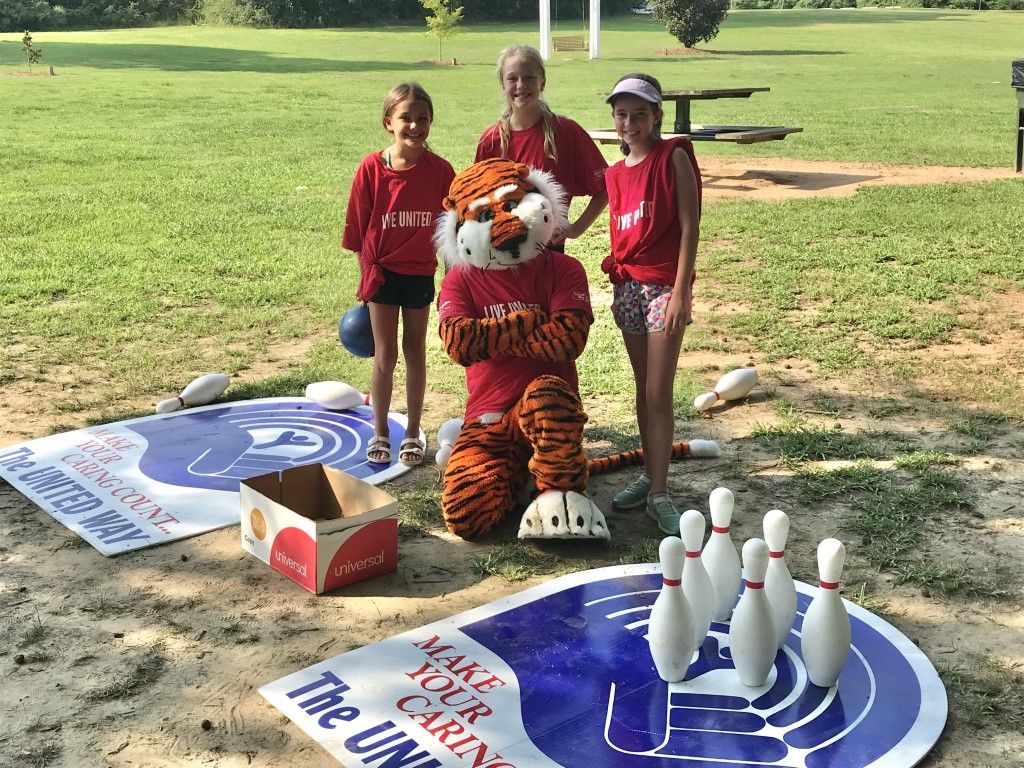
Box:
[494,230,528,257]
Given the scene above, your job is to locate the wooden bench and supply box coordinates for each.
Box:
[690,125,803,144]
[552,35,588,52]
[586,126,802,145]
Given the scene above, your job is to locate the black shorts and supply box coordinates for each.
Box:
[368,268,435,309]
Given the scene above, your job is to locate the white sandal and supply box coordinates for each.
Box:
[367,435,390,463]
[399,437,425,467]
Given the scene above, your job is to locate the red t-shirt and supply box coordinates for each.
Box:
[342,149,456,301]
[437,250,593,419]
[476,115,607,242]
[602,137,702,286]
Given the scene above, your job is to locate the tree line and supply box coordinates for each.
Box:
[1,0,640,32]
[3,0,1017,44]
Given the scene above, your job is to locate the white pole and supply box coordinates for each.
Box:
[590,0,600,59]
[539,0,551,60]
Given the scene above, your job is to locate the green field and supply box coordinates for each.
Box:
[1,11,1023,428]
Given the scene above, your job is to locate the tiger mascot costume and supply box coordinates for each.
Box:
[434,158,719,540]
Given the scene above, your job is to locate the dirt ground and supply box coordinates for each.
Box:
[2,159,1022,768]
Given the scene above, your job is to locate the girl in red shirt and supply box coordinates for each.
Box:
[342,83,455,466]
[602,73,702,536]
[475,44,607,252]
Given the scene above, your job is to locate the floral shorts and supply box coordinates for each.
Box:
[612,280,674,334]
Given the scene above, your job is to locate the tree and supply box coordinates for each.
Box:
[420,0,464,62]
[22,30,43,70]
[650,0,728,49]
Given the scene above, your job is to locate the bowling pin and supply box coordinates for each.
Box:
[304,381,370,411]
[435,418,464,469]
[763,509,797,650]
[156,373,230,414]
[648,537,696,683]
[801,538,851,688]
[679,509,713,650]
[701,487,741,622]
[694,367,758,412]
[729,538,777,687]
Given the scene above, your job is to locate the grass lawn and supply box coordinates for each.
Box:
[1,11,1022,428]
[3,19,1024,765]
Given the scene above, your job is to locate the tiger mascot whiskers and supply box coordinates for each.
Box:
[435,158,719,540]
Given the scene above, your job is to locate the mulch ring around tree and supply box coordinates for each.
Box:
[658,48,714,56]
[5,67,56,76]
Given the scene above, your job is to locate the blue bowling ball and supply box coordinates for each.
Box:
[338,304,375,358]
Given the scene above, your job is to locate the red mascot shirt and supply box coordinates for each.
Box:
[602,137,702,286]
[437,250,593,419]
[342,149,456,302]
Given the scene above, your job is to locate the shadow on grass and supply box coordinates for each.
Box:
[37,42,428,74]
[636,49,845,60]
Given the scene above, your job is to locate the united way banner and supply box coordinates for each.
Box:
[261,565,946,768]
[0,398,413,556]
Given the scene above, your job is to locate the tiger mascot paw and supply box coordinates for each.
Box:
[517,491,610,540]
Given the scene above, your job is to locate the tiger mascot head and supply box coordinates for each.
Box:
[435,158,568,270]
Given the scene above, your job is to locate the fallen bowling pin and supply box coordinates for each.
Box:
[435,418,464,469]
[694,367,758,412]
[304,381,370,411]
[156,373,230,414]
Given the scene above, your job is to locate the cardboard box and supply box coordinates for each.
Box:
[240,464,398,594]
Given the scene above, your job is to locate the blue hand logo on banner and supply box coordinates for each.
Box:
[128,401,408,492]
[260,565,945,767]
[458,574,932,768]
[1,398,416,555]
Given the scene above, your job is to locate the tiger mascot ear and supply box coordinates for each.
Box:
[434,157,569,271]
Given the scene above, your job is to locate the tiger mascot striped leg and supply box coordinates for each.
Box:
[441,375,599,539]
[438,406,720,539]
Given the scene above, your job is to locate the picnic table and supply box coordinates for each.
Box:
[589,86,802,145]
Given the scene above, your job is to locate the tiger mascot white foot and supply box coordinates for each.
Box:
[434,159,718,540]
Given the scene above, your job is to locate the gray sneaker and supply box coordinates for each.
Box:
[646,493,681,536]
[612,473,651,510]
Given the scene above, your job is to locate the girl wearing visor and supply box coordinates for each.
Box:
[602,73,702,536]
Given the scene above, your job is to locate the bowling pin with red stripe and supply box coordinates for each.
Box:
[729,538,777,687]
[763,509,797,650]
[679,509,714,650]
[693,368,758,412]
[801,538,851,688]
[156,373,230,414]
[701,486,741,622]
[648,536,696,683]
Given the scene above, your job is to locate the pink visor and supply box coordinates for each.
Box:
[606,78,661,106]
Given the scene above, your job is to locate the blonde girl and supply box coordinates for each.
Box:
[476,44,608,251]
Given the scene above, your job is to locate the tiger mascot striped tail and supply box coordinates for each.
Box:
[434,159,720,541]
[586,439,722,475]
